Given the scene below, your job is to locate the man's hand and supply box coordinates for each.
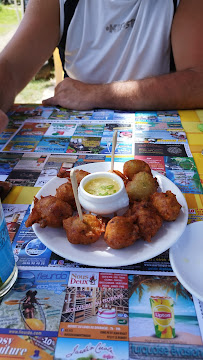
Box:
[0,110,8,133]
[42,78,102,110]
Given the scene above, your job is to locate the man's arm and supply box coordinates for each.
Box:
[44,0,203,111]
[0,0,60,124]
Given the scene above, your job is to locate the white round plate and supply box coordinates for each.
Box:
[32,162,188,267]
[169,221,203,301]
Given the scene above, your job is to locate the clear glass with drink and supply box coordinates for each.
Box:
[0,199,18,297]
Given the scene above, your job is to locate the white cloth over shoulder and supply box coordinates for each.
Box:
[59,0,180,83]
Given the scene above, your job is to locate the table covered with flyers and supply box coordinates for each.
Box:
[0,104,203,360]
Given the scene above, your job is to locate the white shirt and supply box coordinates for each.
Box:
[59,0,180,83]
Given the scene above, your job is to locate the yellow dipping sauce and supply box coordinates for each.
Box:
[84,177,120,196]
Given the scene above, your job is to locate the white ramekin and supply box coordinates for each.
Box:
[78,171,129,216]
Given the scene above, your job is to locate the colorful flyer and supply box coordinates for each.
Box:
[134,130,187,144]
[3,135,40,152]
[0,152,23,177]
[165,157,203,194]
[12,206,52,267]
[134,143,192,157]
[74,124,105,137]
[128,275,202,345]
[91,109,114,120]
[6,169,41,187]
[0,268,70,357]
[16,121,51,136]
[55,338,129,360]
[134,121,183,131]
[3,204,29,242]
[35,136,70,153]
[44,123,77,137]
[58,271,129,342]
[67,136,103,154]
[100,137,132,155]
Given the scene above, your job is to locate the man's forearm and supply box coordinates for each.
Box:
[0,57,18,113]
[97,68,203,111]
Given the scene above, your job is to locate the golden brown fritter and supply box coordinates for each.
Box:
[126,171,159,202]
[55,181,76,208]
[150,190,181,221]
[104,216,140,249]
[55,169,90,208]
[127,201,163,242]
[63,214,105,245]
[74,169,90,185]
[25,195,73,228]
[57,168,90,183]
[123,159,152,180]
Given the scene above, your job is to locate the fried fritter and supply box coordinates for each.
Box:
[126,171,159,202]
[56,169,90,208]
[126,201,163,242]
[55,181,76,208]
[63,214,105,245]
[150,190,181,221]
[57,168,90,183]
[104,216,140,249]
[25,195,73,228]
[74,169,90,185]
[123,159,152,180]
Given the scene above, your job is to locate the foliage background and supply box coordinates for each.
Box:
[0,2,55,104]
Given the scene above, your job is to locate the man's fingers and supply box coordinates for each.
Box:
[42,96,68,109]
[42,96,58,106]
[0,110,9,133]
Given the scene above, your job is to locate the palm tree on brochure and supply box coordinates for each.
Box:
[128,275,191,301]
